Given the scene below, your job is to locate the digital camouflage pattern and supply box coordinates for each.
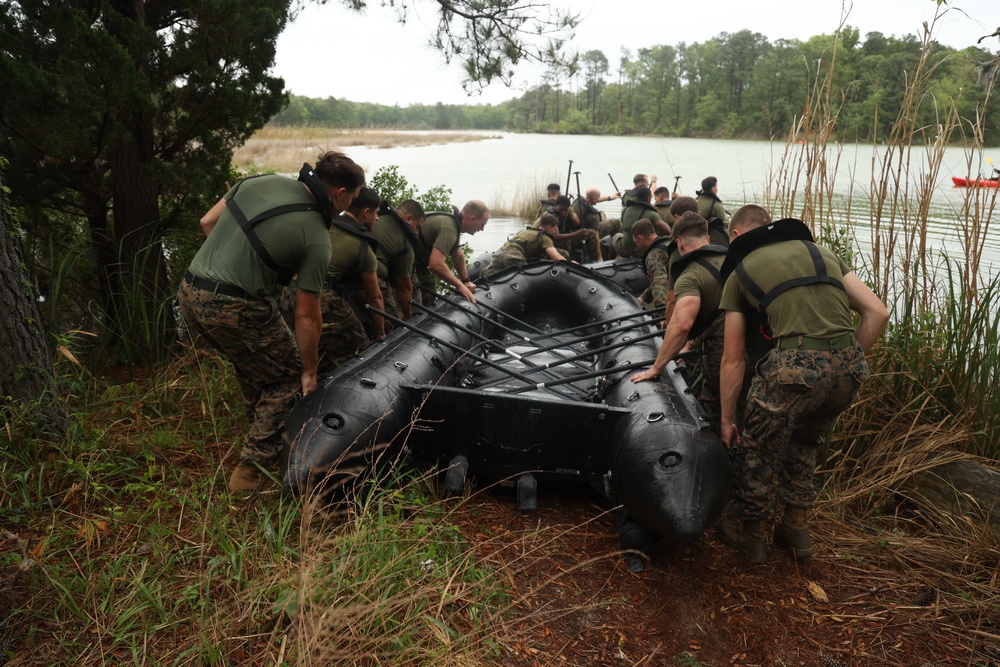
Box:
[599,217,622,239]
[732,344,869,519]
[377,276,404,329]
[482,243,528,278]
[638,245,671,310]
[279,285,368,373]
[695,336,724,425]
[177,280,300,465]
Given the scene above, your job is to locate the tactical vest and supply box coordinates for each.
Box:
[509,228,554,256]
[377,202,418,281]
[224,164,333,285]
[417,206,461,269]
[327,216,379,285]
[574,199,601,228]
[721,218,844,359]
[707,217,730,248]
[669,244,728,340]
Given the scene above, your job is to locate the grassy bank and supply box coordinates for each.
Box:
[0,349,515,665]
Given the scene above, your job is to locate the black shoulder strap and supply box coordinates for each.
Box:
[671,247,727,341]
[720,218,814,281]
[296,163,334,226]
[669,244,727,282]
[225,183,321,285]
[736,240,844,312]
[330,216,379,274]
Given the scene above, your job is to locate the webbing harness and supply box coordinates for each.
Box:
[224,164,333,285]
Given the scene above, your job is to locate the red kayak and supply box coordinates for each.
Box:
[952,175,999,188]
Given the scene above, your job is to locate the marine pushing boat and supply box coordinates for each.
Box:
[282,259,731,568]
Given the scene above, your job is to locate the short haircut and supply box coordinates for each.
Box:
[554,195,572,207]
[654,186,670,198]
[631,219,656,238]
[672,212,709,241]
[314,151,365,190]
[633,173,648,185]
[462,200,489,218]
[538,212,559,229]
[701,176,718,192]
[634,186,652,203]
[730,204,772,232]
[669,196,699,217]
[347,186,380,215]
[397,198,425,221]
[546,183,561,194]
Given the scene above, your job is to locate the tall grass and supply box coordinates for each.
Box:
[0,348,509,666]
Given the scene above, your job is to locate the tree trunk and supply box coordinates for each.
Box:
[103,0,173,365]
[0,173,66,437]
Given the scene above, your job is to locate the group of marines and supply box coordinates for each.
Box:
[484,170,889,564]
[178,151,889,565]
[177,152,491,495]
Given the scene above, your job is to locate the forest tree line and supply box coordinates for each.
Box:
[271,28,998,143]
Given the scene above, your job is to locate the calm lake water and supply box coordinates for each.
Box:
[333,132,1000,278]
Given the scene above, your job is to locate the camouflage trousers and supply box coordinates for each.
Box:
[377,276,405,331]
[610,233,641,258]
[480,245,527,279]
[599,218,622,239]
[731,344,869,520]
[558,229,601,263]
[414,267,438,306]
[694,335,724,427]
[279,285,369,374]
[177,280,299,466]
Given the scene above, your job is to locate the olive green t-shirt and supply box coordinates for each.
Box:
[188,175,332,295]
[674,253,726,340]
[418,212,461,268]
[621,204,663,255]
[720,240,854,339]
[373,213,415,282]
[328,219,378,281]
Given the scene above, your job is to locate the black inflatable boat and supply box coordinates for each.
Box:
[282,260,731,566]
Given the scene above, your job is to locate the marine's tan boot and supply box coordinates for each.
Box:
[227,462,269,494]
[774,505,816,561]
[717,517,768,563]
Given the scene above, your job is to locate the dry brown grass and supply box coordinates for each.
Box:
[232,126,497,173]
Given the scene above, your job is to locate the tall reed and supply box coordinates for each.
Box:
[766,12,1000,459]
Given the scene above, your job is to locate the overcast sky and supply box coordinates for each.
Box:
[273,0,997,107]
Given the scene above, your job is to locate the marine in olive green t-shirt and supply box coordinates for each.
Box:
[188,175,332,296]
